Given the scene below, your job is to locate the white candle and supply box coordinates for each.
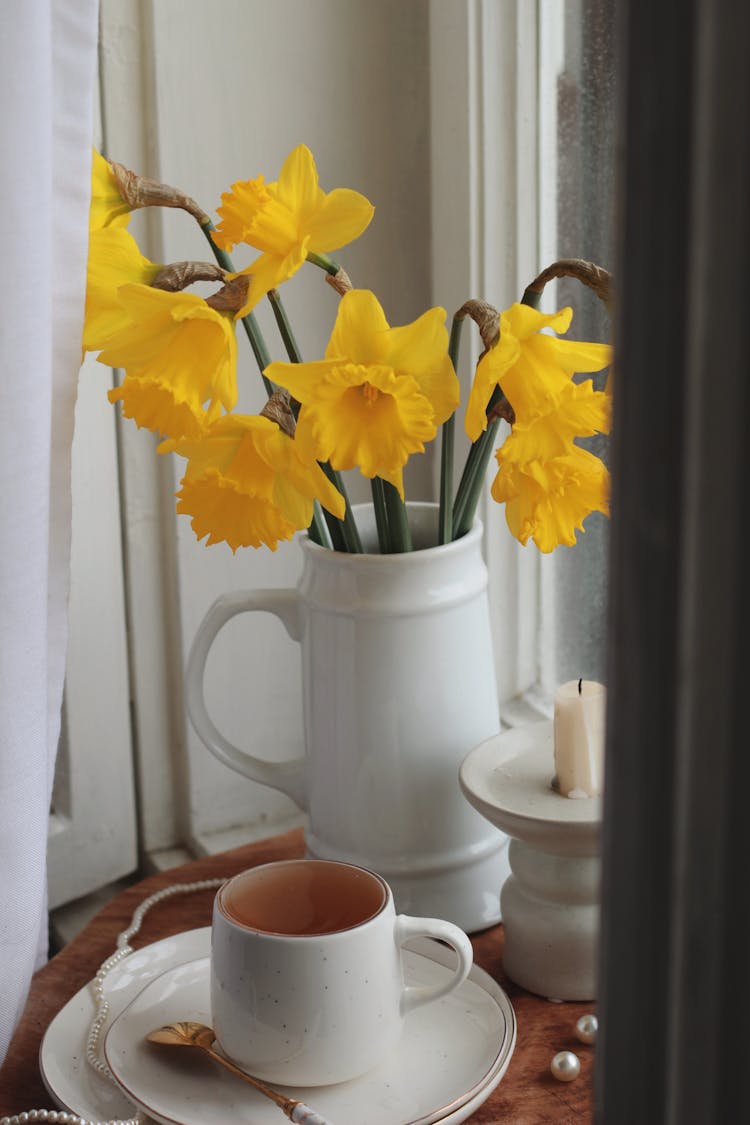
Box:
[553,679,606,798]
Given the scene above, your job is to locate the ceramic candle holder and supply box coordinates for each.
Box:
[459,721,601,1001]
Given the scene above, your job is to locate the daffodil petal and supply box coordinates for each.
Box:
[234,242,309,317]
[463,330,522,442]
[500,351,570,420]
[89,148,131,231]
[114,282,203,320]
[275,144,323,221]
[504,302,573,341]
[264,359,341,403]
[326,290,390,363]
[464,352,500,441]
[306,188,375,253]
[255,426,346,521]
[530,333,612,376]
[384,307,446,372]
[384,307,459,425]
[83,228,161,352]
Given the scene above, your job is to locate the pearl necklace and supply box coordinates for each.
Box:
[1,876,225,1125]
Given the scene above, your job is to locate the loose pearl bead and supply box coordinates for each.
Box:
[551,1049,581,1082]
[575,1013,598,1045]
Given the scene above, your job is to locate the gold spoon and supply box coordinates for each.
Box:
[146,1021,333,1124]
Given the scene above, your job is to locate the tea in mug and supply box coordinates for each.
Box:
[218,858,387,935]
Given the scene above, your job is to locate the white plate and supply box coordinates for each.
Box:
[42,928,515,1125]
[40,928,211,1123]
[104,947,514,1125]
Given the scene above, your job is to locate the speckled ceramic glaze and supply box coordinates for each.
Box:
[185,503,509,932]
[211,860,474,1086]
[43,927,515,1125]
[460,722,601,1001]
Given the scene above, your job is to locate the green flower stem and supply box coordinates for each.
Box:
[320,464,363,553]
[438,416,455,545]
[320,507,347,552]
[383,481,412,553]
[308,502,332,548]
[452,410,501,539]
[306,250,340,275]
[452,286,543,540]
[267,288,303,364]
[371,478,392,553]
[439,313,465,545]
[520,286,543,310]
[199,220,274,397]
[452,408,492,529]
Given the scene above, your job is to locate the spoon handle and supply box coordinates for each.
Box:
[289,1103,334,1124]
[200,1043,333,1124]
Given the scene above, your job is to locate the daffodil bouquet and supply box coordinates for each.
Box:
[83,143,612,555]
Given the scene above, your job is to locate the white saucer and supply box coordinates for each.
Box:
[104,946,513,1125]
[41,928,515,1125]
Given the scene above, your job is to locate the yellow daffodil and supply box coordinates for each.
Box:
[465,302,611,442]
[167,415,345,552]
[98,285,238,440]
[83,227,161,352]
[265,289,459,498]
[212,144,374,317]
[502,378,611,463]
[89,147,131,231]
[492,442,609,553]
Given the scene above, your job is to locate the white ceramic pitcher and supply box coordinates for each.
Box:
[185,503,509,931]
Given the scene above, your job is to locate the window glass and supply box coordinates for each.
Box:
[550,0,615,685]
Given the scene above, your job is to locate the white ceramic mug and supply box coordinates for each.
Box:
[210,858,474,1086]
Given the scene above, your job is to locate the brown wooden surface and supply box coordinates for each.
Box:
[0,829,593,1123]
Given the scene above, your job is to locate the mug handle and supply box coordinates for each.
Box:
[184,589,307,809]
[394,915,474,1014]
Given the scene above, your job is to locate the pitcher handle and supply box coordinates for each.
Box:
[184,589,307,809]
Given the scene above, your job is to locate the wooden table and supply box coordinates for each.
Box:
[0,829,593,1123]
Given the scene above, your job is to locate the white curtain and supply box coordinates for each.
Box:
[0,0,99,1063]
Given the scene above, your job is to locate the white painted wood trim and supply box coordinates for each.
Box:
[47,358,138,910]
[47,47,138,911]
[536,0,566,701]
[97,0,187,854]
[430,0,552,713]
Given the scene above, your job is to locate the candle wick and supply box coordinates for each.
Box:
[578,678,583,695]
